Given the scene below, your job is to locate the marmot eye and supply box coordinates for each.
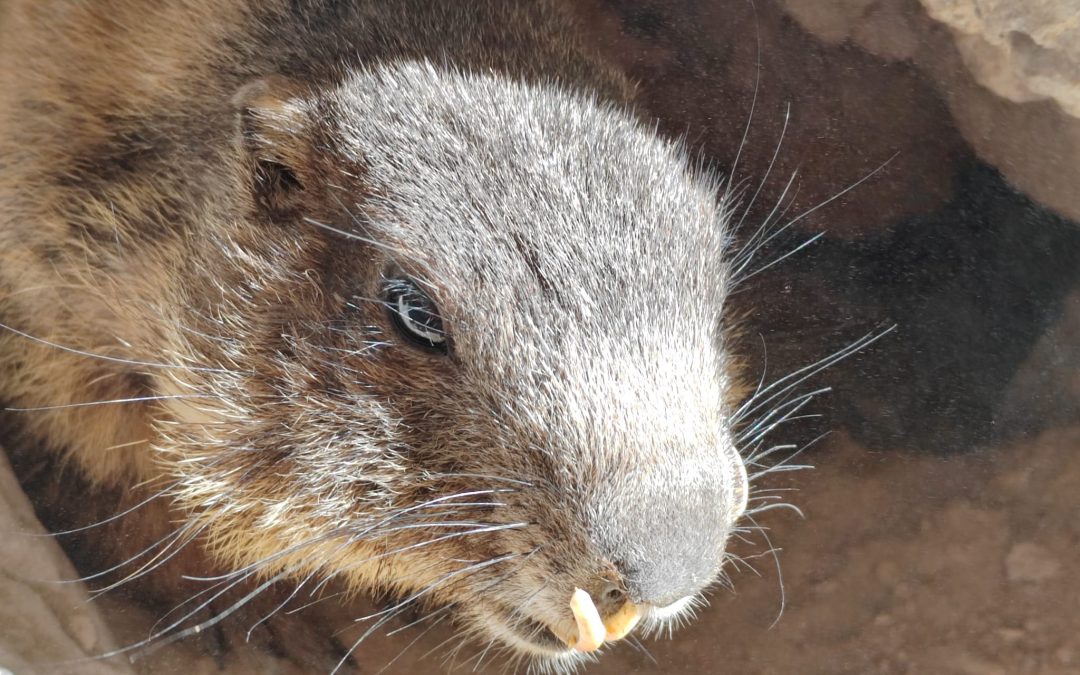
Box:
[384,280,447,352]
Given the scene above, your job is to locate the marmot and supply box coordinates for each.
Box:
[0,0,749,669]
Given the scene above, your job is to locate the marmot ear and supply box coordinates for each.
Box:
[232,76,313,220]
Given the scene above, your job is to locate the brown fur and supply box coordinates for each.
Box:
[1,0,748,669]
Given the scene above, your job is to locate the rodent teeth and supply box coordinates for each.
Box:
[569,588,606,652]
[603,601,642,641]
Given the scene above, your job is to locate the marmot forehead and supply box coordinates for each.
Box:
[326,61,731,328]
[333,61,727,239]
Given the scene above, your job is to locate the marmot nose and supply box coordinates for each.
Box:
[591,490,732,608]
[618,524,728,607]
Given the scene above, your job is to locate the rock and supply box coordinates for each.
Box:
[1005,542,1062,582]
[778,0,1080,224]
[947,650,1009,675]
[0,447,132,675]
[1056,645,1076,665]
[921,0,1080,115]
[995,627,1025,644]
[999,291,1080,434]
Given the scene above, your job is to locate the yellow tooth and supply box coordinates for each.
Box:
[603,601,642,641]
[569,588,606,652]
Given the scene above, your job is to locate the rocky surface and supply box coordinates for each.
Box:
[1000,291,1080,435]
[575,0,1080,236]
[922,0,1080,115]
[0,451,129,675]
[780,0,1080,224]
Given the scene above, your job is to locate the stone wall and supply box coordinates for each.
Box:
[782,0,1080,225]
[0,450,129,675]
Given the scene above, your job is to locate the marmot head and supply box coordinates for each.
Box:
[159,61,746,667]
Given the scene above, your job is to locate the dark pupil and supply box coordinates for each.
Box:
[387,281,446,351]
[406,299,441,334]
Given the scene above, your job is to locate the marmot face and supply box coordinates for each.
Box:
[152,62,746,665]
